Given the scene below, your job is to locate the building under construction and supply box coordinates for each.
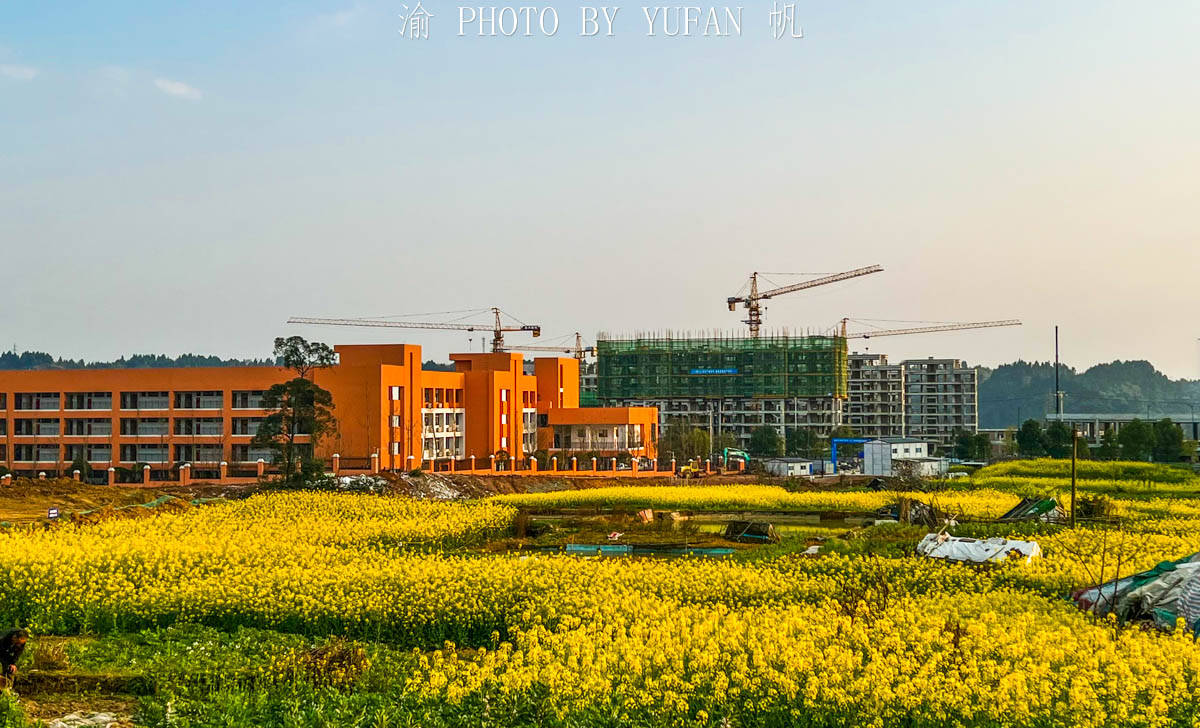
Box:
[596,332,848,447]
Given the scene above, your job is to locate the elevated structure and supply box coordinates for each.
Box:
[1045,412,1200,444]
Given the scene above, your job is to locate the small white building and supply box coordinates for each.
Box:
[863,438,946,477]
[881,437,929,459]
[763,458,817,477]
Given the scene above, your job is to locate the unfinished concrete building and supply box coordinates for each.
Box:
[903,357,978,447]
[846,353,905,439]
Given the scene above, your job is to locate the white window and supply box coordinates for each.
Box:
[390,386,401,400]
[500,436,507,449]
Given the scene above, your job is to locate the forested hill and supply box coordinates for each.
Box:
[978,360,1200,429]
[0,349,460,372]
[0,351,275,370]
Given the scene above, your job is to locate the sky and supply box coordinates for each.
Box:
[1,1,1198,377]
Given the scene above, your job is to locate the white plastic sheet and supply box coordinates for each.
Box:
[916,533,1042,564]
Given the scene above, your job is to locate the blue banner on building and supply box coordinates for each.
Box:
[689,368,739,375]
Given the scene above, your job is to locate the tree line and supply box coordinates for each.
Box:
[0,350,274,370]
[1014,417,1188,462]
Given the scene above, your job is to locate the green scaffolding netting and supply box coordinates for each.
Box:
[596,334,847,400]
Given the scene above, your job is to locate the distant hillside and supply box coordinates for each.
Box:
[0,349,463,373]
[978,360,1200,429]
[0,351,274,370]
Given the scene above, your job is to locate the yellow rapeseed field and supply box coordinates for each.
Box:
[2,476,1200,726]
[491,485,1023,518]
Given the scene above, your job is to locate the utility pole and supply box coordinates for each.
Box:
[1071,431,1078,528]
[1054,326,1064,417]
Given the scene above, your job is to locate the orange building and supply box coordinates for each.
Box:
[0,343,655,481]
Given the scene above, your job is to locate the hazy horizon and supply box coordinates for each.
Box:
[3,2,1198,378]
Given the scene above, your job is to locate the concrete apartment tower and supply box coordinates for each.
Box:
[847,354,979,450]
[901,357,978,447]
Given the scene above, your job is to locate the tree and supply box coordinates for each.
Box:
[1152,418,1184,462]
[953,430,973,460]
[253,378,336,481]
[68,450,91,481]
[1074,434,1091,460]
[272,336,336,380]
[253,337,338,482]
[970,433,992,461]
[1044,421,1074,459]
[1117,419,1154,461]
[1096,429,1119,460]
[713,432,737,452]
[747,426,784,457]
[1015,420,1047,457]
[660,424,710,462]
[828,425,858,441]
[786,428,820,458]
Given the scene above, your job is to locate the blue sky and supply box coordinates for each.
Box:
[2,1,1198,378]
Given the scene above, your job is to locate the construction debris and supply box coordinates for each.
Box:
[916,532,1042,565]
[1072,551,1200,631]
[875,498,944,527]
[998,497,1065,523]
[722,521,780,544]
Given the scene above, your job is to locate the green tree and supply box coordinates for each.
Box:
[1073,434,1091,460]
[1117,419,1154,461]
[1096,428,1119,459]
[713,432,737,452]
[747,426,784,457]
[272,336,336,379]
[252,337,337,482]
[1015,419,1047,457]
[828,425,858,441]
[660,424,710,461]
[1044,421,1074,459]
[786,428,820,458]
[68,451,91,481]
[1152,418,1184,462]
[970,433,992,461]
[952,430,973,460]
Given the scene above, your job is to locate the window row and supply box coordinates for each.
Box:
[2,417,265,436]
[0,390,267,410]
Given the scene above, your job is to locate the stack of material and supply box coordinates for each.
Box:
[916,532,1042,564]
[998,497,1066,523]
[875,498,943,527]
[1072,552,1200,632]
[723,521,780,544]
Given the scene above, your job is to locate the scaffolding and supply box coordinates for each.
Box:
[596,332,848,400]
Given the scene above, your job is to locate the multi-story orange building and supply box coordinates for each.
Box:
[0,344,656,481]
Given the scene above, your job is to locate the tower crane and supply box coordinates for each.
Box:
[839,318,1022,339]
[500,332,595,360]
[287,307,540,353]
[727,265,884,337]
